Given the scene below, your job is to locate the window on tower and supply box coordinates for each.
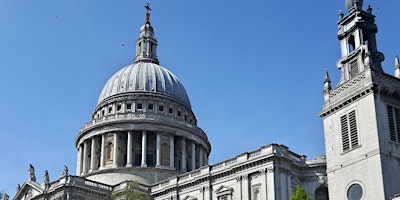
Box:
[348,35,355,53]
[340,110,360,152]
[387,105,400,143]
[349,59,359,79]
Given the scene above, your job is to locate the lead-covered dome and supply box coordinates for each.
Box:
[98,62,191,108]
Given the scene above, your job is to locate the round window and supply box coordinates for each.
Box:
[347,183,363,200]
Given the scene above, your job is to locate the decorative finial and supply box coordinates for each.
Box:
[367,5,372,14]
[338,10,344,20]
[395,55,400,78]
[144,3,151,25]
[324,69,332,93]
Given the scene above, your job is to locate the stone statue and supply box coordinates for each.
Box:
[44,170,50,184]
[44,170,50,191]
[16,184,21,193]
[4,193,9,200]
[28,164,36,182]
[61,165,68,177]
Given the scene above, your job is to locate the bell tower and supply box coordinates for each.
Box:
[320,0,400,199]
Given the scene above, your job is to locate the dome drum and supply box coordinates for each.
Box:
[75,127,210,185]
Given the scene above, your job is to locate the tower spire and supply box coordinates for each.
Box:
[133,3,159,65]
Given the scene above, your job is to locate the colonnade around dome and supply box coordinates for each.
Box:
[76,130,209,176]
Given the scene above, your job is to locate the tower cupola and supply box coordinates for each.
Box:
[133,3,159,65]
[336,2,384,85]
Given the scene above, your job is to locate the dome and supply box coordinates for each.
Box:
[98,62,191,108]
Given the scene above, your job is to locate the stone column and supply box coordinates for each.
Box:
[76,145,82,175]
[82,140,88,174]
[199,146,203,167]
[156,133,161,167]
[141,131,147,167]
[113,132,119,167]
[191,142,196,170]
[100,134,105,169]
[126,131,133,167]
[170,135,175,169]
[90,137,96,172]
[181,138,187,172]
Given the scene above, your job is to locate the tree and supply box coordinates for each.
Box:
[290,185,311,200]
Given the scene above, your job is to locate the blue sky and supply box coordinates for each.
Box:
[1,0,400,197]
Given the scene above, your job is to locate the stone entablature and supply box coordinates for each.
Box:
[321,68,400,118]
[150,144,326,200]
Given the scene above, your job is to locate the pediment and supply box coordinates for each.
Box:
[215,185,233,195]
[14,181,44,200]
[182,195,197,200]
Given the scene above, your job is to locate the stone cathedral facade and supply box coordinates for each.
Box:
[11,1,400,200]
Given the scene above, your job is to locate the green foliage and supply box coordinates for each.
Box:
[290,185,311,200]
[111,181,151,200]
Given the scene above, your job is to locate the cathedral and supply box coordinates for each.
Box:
[10,0,400,199]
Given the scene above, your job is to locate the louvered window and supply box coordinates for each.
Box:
[340,110,359,152]
[349,60,359,79]
[387,105,400,143]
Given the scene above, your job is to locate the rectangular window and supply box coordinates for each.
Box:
[148,104,153,110]
[117,104,122,111]
[159,105,164,112]
[137,103,143,110]
[387,105,400,143]
[340,110,359,152]
[169,108,173,114]
[126,103,132,110]
[177,111,181,117]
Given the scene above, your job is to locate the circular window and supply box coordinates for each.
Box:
[347,183,363,200]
